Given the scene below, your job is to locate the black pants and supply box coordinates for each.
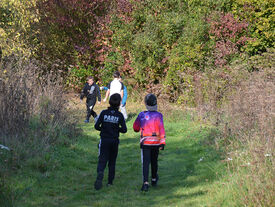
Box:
[141,146,159,183]
[86,99,97,120]
[96,139,119,184]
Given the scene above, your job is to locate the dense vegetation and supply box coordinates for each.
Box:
[1,0,274,95]
[0,0,274,206]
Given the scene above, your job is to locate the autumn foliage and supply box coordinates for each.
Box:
[208,12,250,66]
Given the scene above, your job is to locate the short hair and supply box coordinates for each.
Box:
[87,76,93,81]
[113,71,120,78]
[144,93,157,106]
[109,93,121,108]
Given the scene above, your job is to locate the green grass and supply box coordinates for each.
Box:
[8,103,227,207]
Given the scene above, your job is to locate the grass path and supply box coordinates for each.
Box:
[14,101,226,207]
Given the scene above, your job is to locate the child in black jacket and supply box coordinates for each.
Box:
[80,76,101,123]
[94,93,127,190]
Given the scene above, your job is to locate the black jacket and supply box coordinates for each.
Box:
[95,107,127,139]
[80,83,101,103]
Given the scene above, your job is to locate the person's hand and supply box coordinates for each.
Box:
[103,98,107,102]
[159,144,165,150]
[98,101,101,104]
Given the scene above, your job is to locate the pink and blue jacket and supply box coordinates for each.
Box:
[133,111,166,146]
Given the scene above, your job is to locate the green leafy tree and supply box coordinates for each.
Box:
[232,0,275,54]
[0,0,37,58]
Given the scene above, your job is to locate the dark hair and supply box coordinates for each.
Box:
[87,76,93,81]
[109,93,121,108]
[144,93,157,106]
[113,71,120,78]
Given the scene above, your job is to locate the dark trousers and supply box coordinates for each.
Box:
[86,99,97,120]
[141,146,159,183]
[96,139,119,184]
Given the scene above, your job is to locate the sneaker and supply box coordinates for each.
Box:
[107,183,113,187]
[141,183,149,192]
[94,179,102,190]
[84,119,89,123]
[151,174,159,187]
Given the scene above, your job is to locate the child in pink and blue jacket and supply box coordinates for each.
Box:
[133,93,166,192]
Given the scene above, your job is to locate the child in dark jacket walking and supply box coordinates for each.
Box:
[94,93,127,190]
[133,93,166,192]
[80,76,101,123]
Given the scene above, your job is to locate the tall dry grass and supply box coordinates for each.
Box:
[0,56,80,206]
[195,50,275,206]
[223,68,275,206]
[0,56,78,164]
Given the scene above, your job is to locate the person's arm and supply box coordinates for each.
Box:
[94,112,103,131]
[133,114,141,132]
[80,83,87,100]
[103,82,111,102]
[122,86,127,106]
[120,82,124,100]
[96,85,101,103]
[100,86,108,91]
[120,90,124,100]
[124,86,127,100]
[103,89,110,102]
[159,113,166,150]
[119,114,127,133]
